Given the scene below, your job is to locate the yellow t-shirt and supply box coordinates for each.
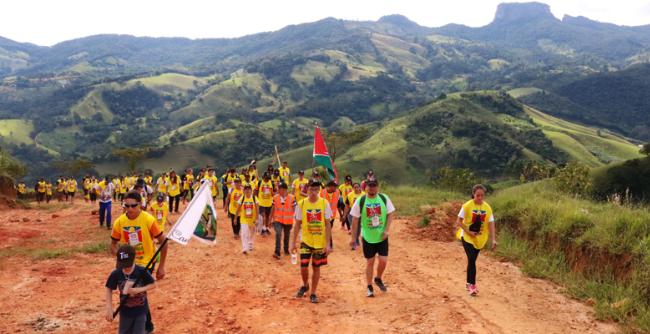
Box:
[278,167,291,180]
[204,175,219,197]
[299,198,329,249]
[258,180,274,207]
[238,195,258,226]
[292,178,309,204]
[37,181,46,193]
[56,181,64,192]
[67,180,77,192]
[111,212,162,266]
[346,191,365,207]
[144,176,153,186]
[223,174,239,187]
[120,180,128,194]
[18,184,25,194]
[83,178,91,190]
[184,175,194,190]
[249,170,258,182]
[271,176,283,189]
[168,175,181,197]
[46,184,52,196]
[228,187,244,215]
[150,202,169,232]
[456,200,493,250]
[156,177,168,193]
[339,184,353,202]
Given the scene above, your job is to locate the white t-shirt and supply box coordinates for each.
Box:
[350,195,396,218]
[130,185,154,205]
[93,183,116,203]
[458,208,494,223]
[294,199,333,221]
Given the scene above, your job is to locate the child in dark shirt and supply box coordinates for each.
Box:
[105,244,157,334]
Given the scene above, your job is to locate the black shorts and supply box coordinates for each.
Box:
[83,188,88,195]
[68,192,75,198]
[300,242,327,268]
[259,205,272,215]
[362,237,389,259]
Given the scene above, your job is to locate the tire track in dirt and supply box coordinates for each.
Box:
[0,200,618,333]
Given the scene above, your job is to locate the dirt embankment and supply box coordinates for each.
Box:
[0,200,618,334]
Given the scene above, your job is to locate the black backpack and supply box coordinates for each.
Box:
[358,193,387,212]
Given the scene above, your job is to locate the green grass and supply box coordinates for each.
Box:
[71,87,114,120]
[80,241,110,254]
[0,119,34,145]
[69,61,97,72]
[94,144,214,175]
[382,185,464,216]
[508,87,544,98]
[488,59,510,70]
[544,130,602,166]
[372,34,430,76]
[491,180,650,331]
[128,73,207,94]
[290,61,340,85]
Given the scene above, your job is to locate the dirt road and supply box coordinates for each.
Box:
[0,200,617,333]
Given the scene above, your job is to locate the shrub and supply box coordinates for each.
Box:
[553,161,592,196]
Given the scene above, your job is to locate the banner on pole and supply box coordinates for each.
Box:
[167,182,217,245]
[313,126,338,182]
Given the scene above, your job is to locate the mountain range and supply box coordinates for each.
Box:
[0,1,647,184]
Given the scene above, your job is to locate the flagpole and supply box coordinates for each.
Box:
[312,122,317,174]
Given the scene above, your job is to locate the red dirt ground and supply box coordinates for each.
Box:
[0,200,618,333]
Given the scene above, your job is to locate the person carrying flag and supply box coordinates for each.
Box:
[110,190,167,334]
[291,180,332,304]
[348,177,395,298]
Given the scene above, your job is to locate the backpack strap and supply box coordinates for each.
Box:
[358,194,367,211]
[378,193,387,206]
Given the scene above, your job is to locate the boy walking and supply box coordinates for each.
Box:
[270,182,296,258]
[105,244,157,334]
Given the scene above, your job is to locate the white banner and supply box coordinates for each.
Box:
[166,181,217,245]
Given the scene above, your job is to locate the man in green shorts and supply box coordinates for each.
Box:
[291,180,332,303]
[349,178,395,297]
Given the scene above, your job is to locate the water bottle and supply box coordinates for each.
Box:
[291,251,298,265]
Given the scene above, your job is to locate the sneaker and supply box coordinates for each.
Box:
[374,278,387,292]
[330,247,334,252]
[310,294,319,303]
[107,226,111,230]
[351,245,356,250]
[347,230,351,235]
[296,285,310,298]
[366,285,375,297]
[469,284,478,296]
[356,240,360,246]
[341,226,346,231]
[243,250,248,255]
[273,252,280,259]
[284,251,290,256]
[249,245,254,251]
[465,283,471,291]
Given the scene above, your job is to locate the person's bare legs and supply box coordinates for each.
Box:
[366,257,375,285]
[311,267,321,295]
[376,256,388,280]
[301,266,310,287]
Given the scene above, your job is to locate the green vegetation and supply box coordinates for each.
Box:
[382,185,464,216]
[492,180,650,331]
[0,119,34,145]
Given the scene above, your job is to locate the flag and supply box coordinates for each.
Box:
[313,126,338,182]
[167,182,217,245]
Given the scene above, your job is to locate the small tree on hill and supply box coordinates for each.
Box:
[639,143,650,156]
[113,145,153,174]
[553,161,593,196]
[53,158,94,178]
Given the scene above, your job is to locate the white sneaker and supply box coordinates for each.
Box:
[249,245,254,251]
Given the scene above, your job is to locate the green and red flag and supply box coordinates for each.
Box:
[313,126,338,182]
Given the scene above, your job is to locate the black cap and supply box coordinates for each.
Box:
[298,170,304,174]
[137,178,145,185]
[368,170,374,175]
[327,180,338,187]
[312,171,319,176]
[116,244,136,269]
[308,180,322,188]
[366,178,379,186]
[345,175,352,181]
[234,178,242,183]
[156,195,164,201]
[273,170,280,175]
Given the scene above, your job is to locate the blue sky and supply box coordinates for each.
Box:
[3,0,649,46]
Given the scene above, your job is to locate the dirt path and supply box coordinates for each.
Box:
[0,200,617,333]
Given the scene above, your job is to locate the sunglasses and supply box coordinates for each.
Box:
[122,203,139,208]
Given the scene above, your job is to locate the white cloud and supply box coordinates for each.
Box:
[1,0,648,46]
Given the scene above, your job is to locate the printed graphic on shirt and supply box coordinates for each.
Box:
[123,226,145,259]
[365,203,383,229]
[472,209,487,234]
[120,280,147,308]
[306,209,323,236]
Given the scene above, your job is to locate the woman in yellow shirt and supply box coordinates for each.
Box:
[343,182,365,249]
[455,184,498,296]
[45,180,53,204]
[167,170,182,214]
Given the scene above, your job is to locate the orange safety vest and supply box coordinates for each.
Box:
[273,194,295,225]
[320,188,340,217]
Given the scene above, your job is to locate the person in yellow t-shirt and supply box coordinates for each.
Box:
[110,190,168,282]
[36,178,46,205]
[82,174,92,202]
[290,180,333,303]
[144,172,153,188]
[235,185,259,253]
[271,170,283,191]
[338,175,354,231]
[67,176,78,204]
[455,184,497,296]
[119,176,128,201]
[17,181,26,200]
[343,182,365,249]
[56,177,65,202]
[249,164,258,183]
[149,195,171,232]
[204,169,220,203]
[155,172,168,196]
[167,170,182,214]
[182,169,194,203]
[224,179,244,237]
[45,180,53,204]
[278,161,292,184]
[256,172,275,235]
[292,170,308,204]
[240,167,249,183]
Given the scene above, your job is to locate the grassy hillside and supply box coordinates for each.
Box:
[128,73,208,94]
[0,119,34,145]
[94,145,214,175]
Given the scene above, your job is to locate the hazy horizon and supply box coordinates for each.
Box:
[3,0,650,47]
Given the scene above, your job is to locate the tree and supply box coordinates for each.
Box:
[553,161,593,196]
[321,127,370,162]
[0,146,30,180]
[112,145,153,173]
[53,158,95,177]
[639,143,650,156]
